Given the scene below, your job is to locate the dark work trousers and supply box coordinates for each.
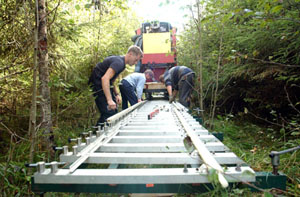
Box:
[178,73,195,107]
[119,79,138,110]
[94,89,117,126]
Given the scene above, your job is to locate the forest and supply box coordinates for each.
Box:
[0,0,300,196]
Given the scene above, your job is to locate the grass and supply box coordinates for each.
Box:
[212,115,300,196]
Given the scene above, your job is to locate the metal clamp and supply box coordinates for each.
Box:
[193,107,203,115]
[81,131,93,138]
[25,161,66,173]
[269,145,300,175]
[52,145,69,155]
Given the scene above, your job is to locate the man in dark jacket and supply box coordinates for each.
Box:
[159,66,195,107]
[89,45,143,125]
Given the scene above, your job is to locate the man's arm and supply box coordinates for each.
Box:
[136,76,146,102]
[173,90,178,97]
[102,68,116,110]
[167,85,177,103]
[112,84,121,104]
[167,85,172,96]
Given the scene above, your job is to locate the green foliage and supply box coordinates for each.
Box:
[207,168,219,185]
[178,0,300,136]
[0,0,140,195]
[0,0,34,135]
[0,162,31,196]
[213,116,300,195]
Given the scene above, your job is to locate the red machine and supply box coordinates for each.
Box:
[132,21,177,82]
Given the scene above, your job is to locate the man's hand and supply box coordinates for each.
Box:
[169,95,175,103]
[102,68,115,108]
[138,98,142,103]
[116,95,122,105]
[107,100,117,110]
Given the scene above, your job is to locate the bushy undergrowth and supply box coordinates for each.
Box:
[213,115,300,196]
[0,162,30,196]
[0,122,93,196]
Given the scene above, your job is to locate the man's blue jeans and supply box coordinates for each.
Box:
[119,79,138,110]
[178,73,195,107]
[94,89,117,126]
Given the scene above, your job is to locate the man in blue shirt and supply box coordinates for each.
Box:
[159,66,195,107]
[119,69,154,109]
[89,45,143,125]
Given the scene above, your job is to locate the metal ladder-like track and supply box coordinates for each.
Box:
[31,100,255,193]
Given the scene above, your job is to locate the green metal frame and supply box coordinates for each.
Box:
[212,132,224,142]
[252,172,286,192]
[31,178,217,193]
[192,115,203,124]
[31,172,287,194]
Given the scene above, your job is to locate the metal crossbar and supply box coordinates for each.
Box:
[31,100,256,193]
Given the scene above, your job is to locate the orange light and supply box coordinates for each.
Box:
[146,183,154,187]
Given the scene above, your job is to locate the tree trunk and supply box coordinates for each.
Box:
[93,1,102,65]
[28,0,39,168]
[196,0,204,119]
[209,0,225,130]
[210,33,223,130]
[37,0,54,157]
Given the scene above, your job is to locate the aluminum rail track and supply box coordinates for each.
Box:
[31,100,256,193]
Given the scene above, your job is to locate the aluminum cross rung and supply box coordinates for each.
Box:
[110,135,218,143]
[98,142,229,152]
[121,126,203,130]
[60,152,244,165]
[117,130,209,136]
[34,167,255,184]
